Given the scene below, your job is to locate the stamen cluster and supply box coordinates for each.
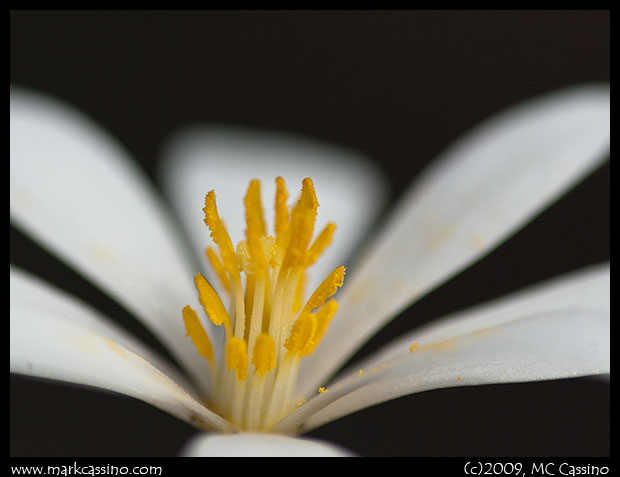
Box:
[182,177,344,431]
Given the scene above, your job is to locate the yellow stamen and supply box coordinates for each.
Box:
[274,176,290,245]
[227,337,248,381]
[194,273,232,339]
[183,177,345,432]
[245,179,267,272]
[205,247,231,293]
[251,333,276,374]
[300,265,346,315]
[284,312,317,355]
[182,305,215,370]
[282,177,318,269]
[236,240,252,274]
[301,299,338,356]
[292,270,307,314]
[203,191,240,280]
[306,222,336,267]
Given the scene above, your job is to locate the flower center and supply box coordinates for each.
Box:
[182,177,344,432]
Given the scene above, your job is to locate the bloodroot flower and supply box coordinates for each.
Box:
[10,84,609,456]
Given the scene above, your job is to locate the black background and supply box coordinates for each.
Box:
[10,10,609,457]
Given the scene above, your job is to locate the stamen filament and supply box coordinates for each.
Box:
[246,275,266,358]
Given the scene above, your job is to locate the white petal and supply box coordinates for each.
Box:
[159,125,389,293]
[10,87,214,392]
[278,308,609,433]
[10,269,232,433]
[279,263,610,431]
[299,84,610,394]
[181,432,355,457]
[347,262,610,370]
[10,265,196,393]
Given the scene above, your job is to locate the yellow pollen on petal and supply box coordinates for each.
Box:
[183,176,345,432]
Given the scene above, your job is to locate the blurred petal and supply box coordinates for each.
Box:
[181,432,355,457]
[278,308,609,433]
[159,125,388,292]
[10,87,215,393]
[300,84,610,394]
[10,268,232,433]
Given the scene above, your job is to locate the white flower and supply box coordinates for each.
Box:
[10,84,609,457]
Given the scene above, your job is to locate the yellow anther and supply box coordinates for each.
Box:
[226,336,248,380]
[300,265,346,315]
[284,312,317,355]
[274,176,290,244]
[282,178,318,269]
[318,387,328,393]
[203,191,239,280]
[245,179,267,271]
[182,305,215,367]
[237,237,276,275]
[306,222,336,267]
[243,272,256,340]
[251,333,276,375]
[236,240,252,274]
[263,236,277,267]
[301,299,338,356]
[194,273,232,338]
[205,247,230,293]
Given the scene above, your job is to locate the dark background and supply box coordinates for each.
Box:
[10,11,609,457]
